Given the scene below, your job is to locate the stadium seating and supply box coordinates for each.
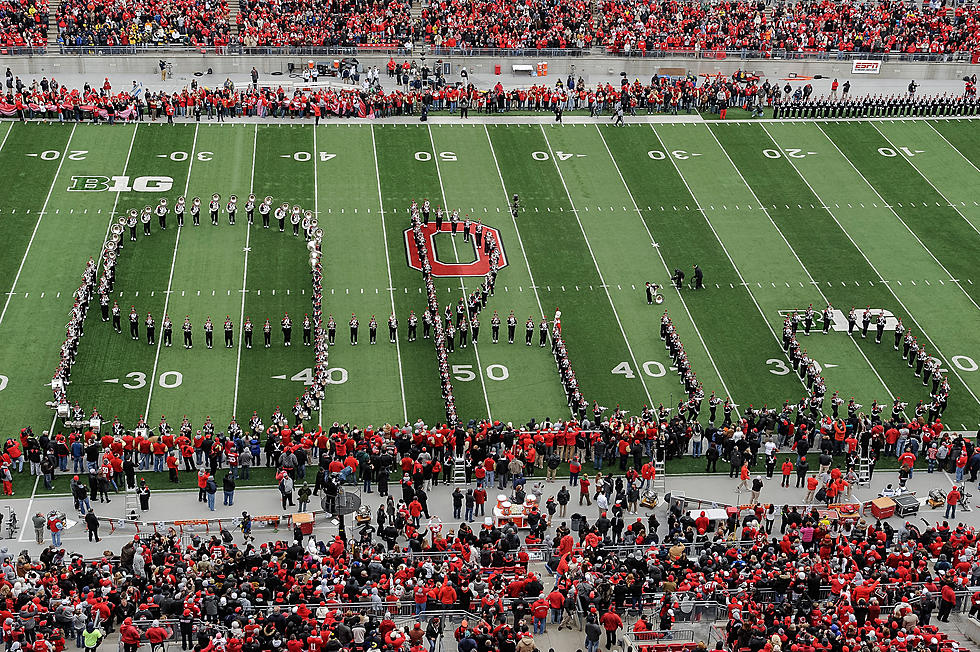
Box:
[416,0,595,49]
[0,0,961,53]
[236,0,415,48]
[56,0,231,47]
[0,0,47,47]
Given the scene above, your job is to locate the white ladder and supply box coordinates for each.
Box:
[452,456,467,485]
[857,455,871,485]
[124,487,140,520]
[653,458,666,493]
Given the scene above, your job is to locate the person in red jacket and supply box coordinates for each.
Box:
[145,621,171,652]
[531,597,549,634]
[946,486,961,519]
[120,618,142,652]
[937,581,958,622]
[600,607,622,649]
[780,459,793,487]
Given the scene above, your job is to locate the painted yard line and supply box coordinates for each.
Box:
[97,125,140,272]
[821,123,980,313]
[16,476,40,543]
[483,126,548,320]
[870,121,980,239]
[233,124,258,418]
[370,126,409,424]
[596,124,737,418]
[540,124,653,406]
[809,124,980,408]
[312,126,322,431]
[925,121,980,179]
[483,124,571,418]
[145,124,200,417]
[706,124,897,402]
[0,123,76,330]
[649,125,810,396]
[427,125,493,420]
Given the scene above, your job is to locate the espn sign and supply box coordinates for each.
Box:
[851,60,882,74]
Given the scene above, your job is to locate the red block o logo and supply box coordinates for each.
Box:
[405,223,508,277]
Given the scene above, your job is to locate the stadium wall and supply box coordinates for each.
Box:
[7,53,976,84]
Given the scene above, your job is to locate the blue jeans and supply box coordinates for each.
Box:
[75,628,85,648]
[551,607,561,623]
[533,616,546,634]
[928,459,936,473]
[59,456,68,471]
[585,639,599,652]
[78,497,91,514]
[956,467,965,482]
[692,440,703,457]
[223,491,234,505]
[207,493,215,510]
[946,502,956,518]
[154,455,165,472]
[896,438,907,458]
[569,472,578,486]
[465,506,474,522]
[363,476,372,493]
[593,453,603,470]
[52,530,62,546]
[72,456,84,473]
[415,602,425,615]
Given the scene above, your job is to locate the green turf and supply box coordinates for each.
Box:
[0,120,977,447]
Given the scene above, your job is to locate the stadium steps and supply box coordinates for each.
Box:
[47,0,60,48]
[228,1,240,41]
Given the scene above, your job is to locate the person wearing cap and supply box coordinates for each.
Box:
[584,614,602,652]
[82,622,104,652]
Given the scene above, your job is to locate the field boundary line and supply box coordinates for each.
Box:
[704,124,897,404]
[649,124,809,397]
[427,125,493,420]
[0,123,76,330]
[596,124,737,417]
[539,124,653,407]
[370,125,408,423]
[145,124,199,418]
[807,123,980,408]
[870,122,980,239]
[233,124,257,418]
[483,124,572,418]
[826,123,980,313]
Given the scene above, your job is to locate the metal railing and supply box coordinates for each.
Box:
[2,43,976,63]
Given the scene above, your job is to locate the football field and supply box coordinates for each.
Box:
[0,118,978,438]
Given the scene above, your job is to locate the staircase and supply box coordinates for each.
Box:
[227,0,240,43]
[46,0,60,49]
[452,456,467,485]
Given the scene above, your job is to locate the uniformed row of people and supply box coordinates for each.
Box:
[771,93,980,119]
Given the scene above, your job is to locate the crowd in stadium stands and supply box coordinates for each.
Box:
[0,0,978,53]
[596,0,980,55]
[416,0,595,50]
[55,0,231,47]
[0,409,978,652]
[0,0,46,47]
[236,0,415,48]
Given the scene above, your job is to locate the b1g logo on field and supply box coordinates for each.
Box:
[68,175,174,193]
[405,223,508,277]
